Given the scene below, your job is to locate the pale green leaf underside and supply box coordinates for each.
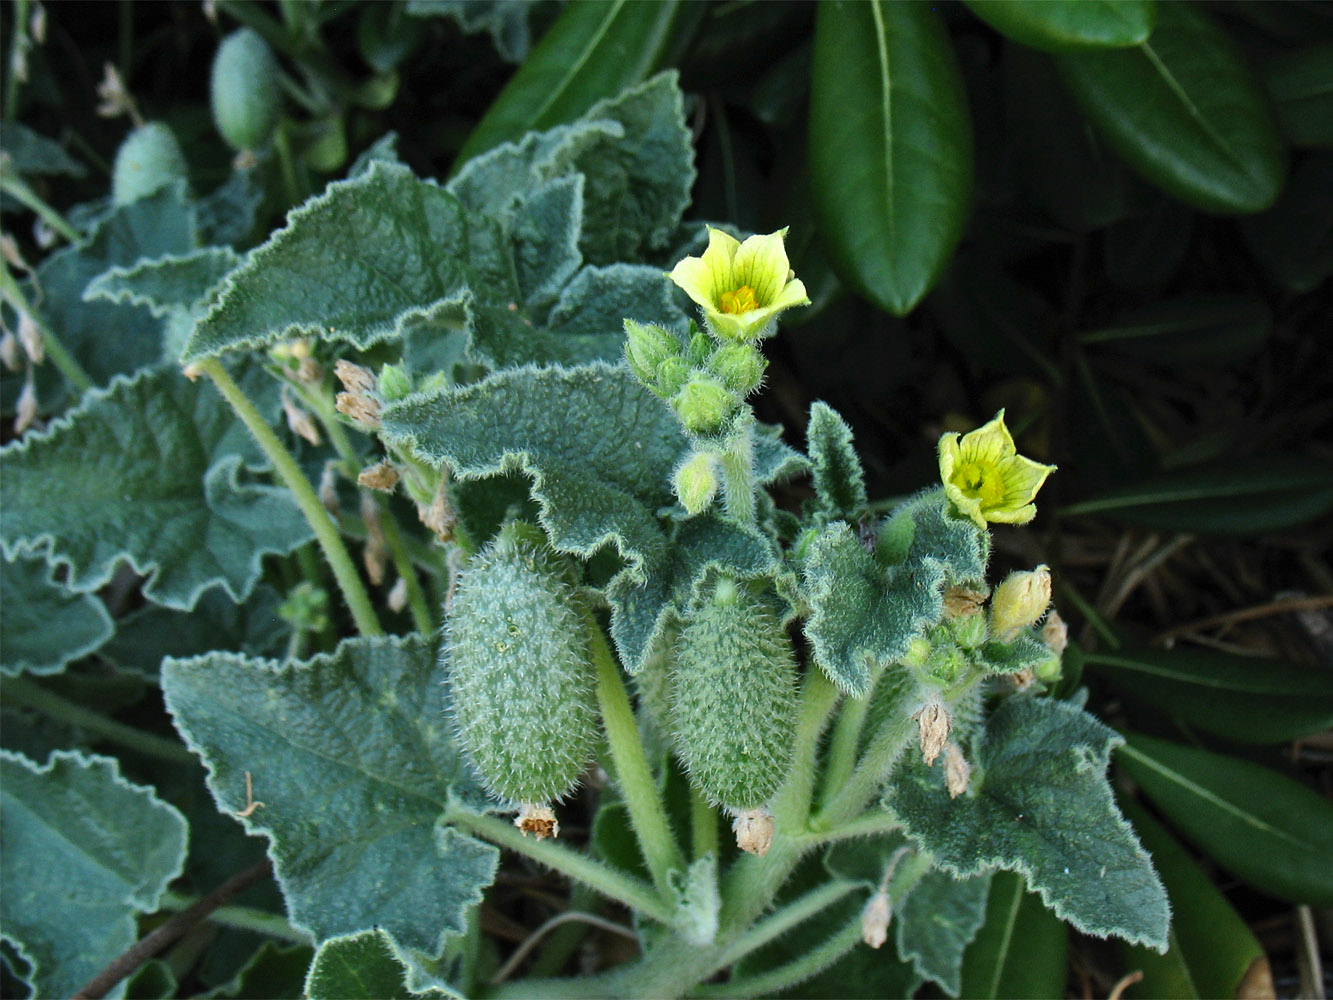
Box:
[161,637,498,957]
[0,751,187,1000]
[888,697,1170,950]
[0,366,313,609]
[1,552,113,676]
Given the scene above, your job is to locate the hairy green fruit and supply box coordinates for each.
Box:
[671,584,798,811]
[210,28,281,152]
[111,123,188,205]
[447,527,596,805]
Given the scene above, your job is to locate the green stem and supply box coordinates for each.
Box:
[690,784,718,862]
[814,711,915,831]
[445,809,674,926]
[0,262,94,391]
[200,359,382,637]
[771,668,839,834]
[797,807,900,848]
[0,164,83,244]
[688,911,863,999]
[585,609,686,896]
[709,879,857,974]
[2,676,196,765]
[719,414,756,526]
[818,665,880,810]
[157,890,310,944]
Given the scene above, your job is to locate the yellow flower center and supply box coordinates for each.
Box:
[719,285,759,314]
[954,460,1006,509]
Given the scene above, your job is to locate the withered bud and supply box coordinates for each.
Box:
[14,377,38,434]
[913,701,951,767]
[30,3,46,43]
[335,391,381,430]
[11,44,28,86]
[296,356,322,386]
[1,233,29,271]
[333,359,376,394]
[861,891,892,949]
[17,309,44,365]
[182,362,205,382]
[361,494,387,586]
[96,62,137,121]
[281,388,321,446]
[733,808,776,857]
[387,575,409,614]
[418,480,457,543]
[318,463,341,521]
[1,330,21,371]
[515,803,559,840]
[943,586,987,619]
[945,743,971,799]
[1041,608,1069,656]
[1011,668,1037,692]
[358,461,400,492]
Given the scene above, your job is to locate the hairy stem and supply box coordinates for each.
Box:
[200,359,382,637]
[158,889,309,944]
[709,878,858,975]
[814,711,915,830]
[688,910,863,999]
[445,809,674,926]
[818,665,880,810]
[771,667,839,834]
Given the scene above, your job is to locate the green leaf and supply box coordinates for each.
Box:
[0,366,313,609]
[454,2,683,166]
[973,631,1053,677]
[1060,455,1333,534]
[161,637,498,958]
[1080,642,1333,743]
[196,167,266,248]
[512,174,584,309]
[1078,294,1272,366]
[1054,2,1286,214]
[86,246,243,318]
[1117,732,1333,906]
[806,401,867,522]
[809,0,973,315]
[896,867,992,996]
[0,552,113,676]
[888,697,1170,950]
[0,750,187,1000]
[208,941,313,1000]
[406,0,538,62]
[1,122,87,177]
[959,871,1068,1000]
[183,162,513,363]
[963,0,1155,52]
[1263,39,1333,148]
[1116,796,1269,1000]
[306,929,446,999]
[1240,149,1333,293]
[545,264,688,360]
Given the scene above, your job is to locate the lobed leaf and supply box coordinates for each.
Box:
[0,750,187,1000]
[888,697,1170,950]
[1,122,87,177]
[306,929,451,1000]
[0,366,312,609]
[0,552,113,677]
[85,246,243,319]
[896,867,992,997]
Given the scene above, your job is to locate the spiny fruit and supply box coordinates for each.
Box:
[446,524,597,808]
[210,28,281,153]
[111,122,187,205]
[670,580,797,812]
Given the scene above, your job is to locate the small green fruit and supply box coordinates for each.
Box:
[111,122,188,205]
[447,526,596,805]
[671,586,797,811]
[674,449,721,516]
[708,343,766,396]
[210,28,281,152]
[672,377,733,435]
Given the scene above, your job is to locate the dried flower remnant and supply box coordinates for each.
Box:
[515,803,559,840]
[914,700,951,767]
[733,808,775,857]
[943,585,987,619]
[861,891,892,949]
[358,461,400,492]
[945,743,971,798]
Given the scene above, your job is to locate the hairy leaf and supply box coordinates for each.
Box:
[888,697,1169,950]
[406,0,539,63]
[0,366,312,609]
[86,246,242,318]
[162,637,498,957]
[2,122,87,177]
[0,751,187,1000]
[897,867,992,996]
[806,401,867,522]
[306,929,449,999]
[545,263,688,359]
[0,552,113,676]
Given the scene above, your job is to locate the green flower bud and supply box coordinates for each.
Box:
[210,28,281,152]
[687,330,713,367]
[447,526,597,806]
[671,587,798,812]
[674,450,721,516]
[989,565,1052,639]
[624,320,682,389]
[900,637,931,668]
[672,377,734,435]
[709,342,767,396]
[377,363,412,403]
[278,581,330,633]
[1034,653,1063,685]
[874,509,916,567]
[655,356,692,398]
[112,122,188,205]
[951,612,987,650]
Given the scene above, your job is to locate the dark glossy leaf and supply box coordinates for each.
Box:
[1055,2,1286,213]
[1241,150,1333,293]
[454,0,683,166]
[1082,642,1333,743]
[959,871,1068,999]
[1117,797,1271,1000]
[1079,294,1271,366]
[809,0,973,315]
[1118,732,1333,906]
[1263,40,1333,148]
[1103,194,1194,289]
[964,0,1155,52]
[1060,455,1333,534]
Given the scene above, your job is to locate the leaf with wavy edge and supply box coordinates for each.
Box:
[85,246,242,318]
[1,552,114,676]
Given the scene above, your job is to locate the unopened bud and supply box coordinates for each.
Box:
[674,450,721,516]
[361,494,387,586]
[732,808,775,857]
[377,363,412,403]
[318,463,341,520]
[0,330,21,371]
[387,575,409,614]
[17,309,43,364]
[952,612,987,649]
[14,377,37,433]
[515,803,559,840]
[358,460,400,492]
[945,742,971,798]
[281,388,321,446]
[914,700,951,766]
[654,356,692,398]
[624,319,681,387]
[861,891,892,949]
[943,586,987,619]
[1034,654,1063,685]
[709,342,766,396]
[672,377,733,435]
[900,637,931,669]
[1041,608,1068,656]
[989,565,1051,639]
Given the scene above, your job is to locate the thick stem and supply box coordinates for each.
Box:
[445,809,674,926]
[719,415,756,525]
[586,609,686,895]
[817,664,881,810]
[814,710,915,831]
[690,784,719,862]
[771,667,839,834]
[200,359,382,637]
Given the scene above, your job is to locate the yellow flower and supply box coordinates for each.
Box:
[938,410,1055,528]
[668,227,810,342]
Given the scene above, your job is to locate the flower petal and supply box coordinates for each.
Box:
[959,410,1016,466]
[668,255,717,312]
[998,454,1057,507]
[732,229,791,306]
